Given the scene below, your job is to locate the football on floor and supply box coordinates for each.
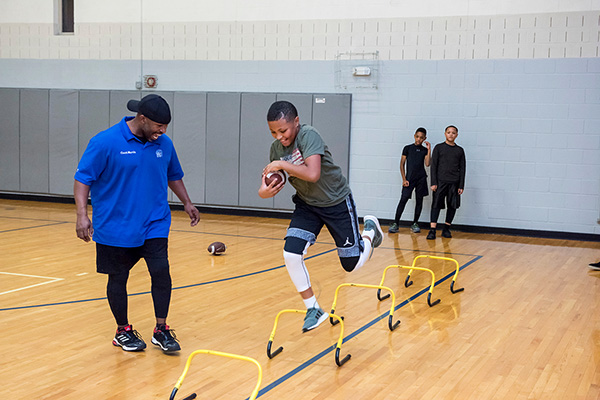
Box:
[207,241,227,255]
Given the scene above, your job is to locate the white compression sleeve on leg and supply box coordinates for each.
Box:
[283,250,312,293]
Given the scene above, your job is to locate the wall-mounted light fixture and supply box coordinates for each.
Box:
[352,67,371,76]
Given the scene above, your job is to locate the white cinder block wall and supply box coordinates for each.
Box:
[0,0,599,235]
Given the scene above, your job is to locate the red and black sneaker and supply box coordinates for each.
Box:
[152,324,181,352]
[112,324,146,351]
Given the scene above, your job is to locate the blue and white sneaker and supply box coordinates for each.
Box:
[363,215,383,248]
[302,307,328,333]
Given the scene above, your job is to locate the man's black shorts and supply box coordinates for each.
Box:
[96,238,168,274]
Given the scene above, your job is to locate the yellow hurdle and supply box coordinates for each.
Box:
[267,309,351,367]
[330,283,401,331]
[169,350,262,400]
[378,255,464,307]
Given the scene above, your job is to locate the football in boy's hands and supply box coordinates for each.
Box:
[207,241,226,255]
[264,170,286,186]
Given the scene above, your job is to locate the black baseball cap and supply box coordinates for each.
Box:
[127,94,171,124]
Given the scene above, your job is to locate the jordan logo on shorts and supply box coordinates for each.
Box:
[343,237,353,246]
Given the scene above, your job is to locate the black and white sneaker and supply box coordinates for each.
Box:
[112,324,146,351]
[152,324,181,352]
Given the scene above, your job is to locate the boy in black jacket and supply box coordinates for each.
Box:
[426,125,466,240]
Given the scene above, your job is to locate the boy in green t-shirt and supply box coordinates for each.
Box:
[259,101,383,332]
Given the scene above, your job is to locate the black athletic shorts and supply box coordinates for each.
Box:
[401,175,429,200]
[96,238,168,274]
[431,181,461,209]
[285,194,364,259]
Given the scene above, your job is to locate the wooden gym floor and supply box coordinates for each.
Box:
[1,199,600,399]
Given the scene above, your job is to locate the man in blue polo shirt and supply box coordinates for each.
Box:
[74,94,200,353]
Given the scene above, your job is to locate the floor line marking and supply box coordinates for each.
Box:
[0,221,68,234]
[0,271,64,296]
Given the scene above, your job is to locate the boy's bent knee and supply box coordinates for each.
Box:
[284,237,309,255]
[340,256,360,272]
[283,250,303,263]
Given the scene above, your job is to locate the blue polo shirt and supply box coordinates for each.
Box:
[75,117,184,247]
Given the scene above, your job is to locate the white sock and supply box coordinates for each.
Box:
[361,228,375,241]
[353,236,373,271]
[303,295,320,310]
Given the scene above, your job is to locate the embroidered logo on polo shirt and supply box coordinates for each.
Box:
[120,151,136,155]
[156,149,163,158]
